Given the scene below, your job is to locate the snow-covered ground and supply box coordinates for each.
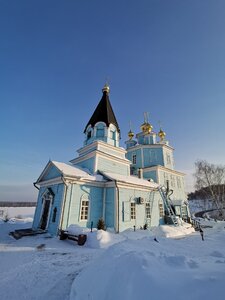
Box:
[0,219,225,300]
[0,206,35,219]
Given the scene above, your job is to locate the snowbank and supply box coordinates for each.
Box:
[1,220,225,300]
[70,223,225,300]
[153,223,195,238]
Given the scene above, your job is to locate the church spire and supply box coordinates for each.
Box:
[84,84,120,134]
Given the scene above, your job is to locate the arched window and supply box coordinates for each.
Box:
[95,122,105,138]
[87,130,92,140]
[52,207,57,223]
[80,195,90,221]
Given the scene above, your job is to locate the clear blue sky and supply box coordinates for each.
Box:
[1,0,225,201]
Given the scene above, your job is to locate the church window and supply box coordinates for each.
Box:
[132,154,137,165]
[130,166,135,175]
[146,202,151,219]
[150,150,156,163]
[110,130,116,140]
[159,203,164,217]
[96,128,104,137]
[166,153,171,165]
[130,203,136,220]
[52,207,57,223]
[177,177,181,189]
[171,175,175,188]
[80,198,89,220]
[87,130,92,140]
[164,172,169,185]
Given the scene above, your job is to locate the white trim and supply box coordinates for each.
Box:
[127,143,174,152]
[77,140,127,156]
[143,165,185,176]
[79,194,90,222]
[39,189,54,230]
[95,121,106,127]
[114,182,118,232]
[71,149,130,166]
[36,177,63,187]
[66,183,73,228]
[94,154,98,173]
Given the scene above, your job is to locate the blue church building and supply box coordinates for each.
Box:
[33,84,190,235]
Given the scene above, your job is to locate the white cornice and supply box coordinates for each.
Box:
[96,150,131,165]
[143,165,185,176]
[126,143,174,151]
[36,177,64,187]
[77,140,127,156]
[70,151,95,164]
[117,182,157,192]
[71,149,131,166]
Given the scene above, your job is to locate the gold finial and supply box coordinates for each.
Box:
[128,130,134,140]
[140,112,153,134]
[102,78,110,93]
[158,123,166,141]
[128,121,134,140]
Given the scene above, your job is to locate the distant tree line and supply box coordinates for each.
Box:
[0,202,36,207]
[189,160,225,217]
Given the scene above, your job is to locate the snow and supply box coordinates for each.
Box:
[36,161,105,183]
[102,171,159,188]
[1,219,225,300]
[0,206,35,219]
[52,161,105,181]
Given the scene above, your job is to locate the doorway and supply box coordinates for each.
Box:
[40,199,51,230]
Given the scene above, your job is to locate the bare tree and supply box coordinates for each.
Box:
[194,160,225,217]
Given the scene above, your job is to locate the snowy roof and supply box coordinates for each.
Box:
[52,161,90,177]
[102,172,159,188]
[36,161,105,183]
[52,161,105,181]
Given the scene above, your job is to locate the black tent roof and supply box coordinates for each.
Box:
[84,90,120,134]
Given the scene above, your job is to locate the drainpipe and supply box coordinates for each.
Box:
[115,181,120,233]
[103,187,106,221]
[33,182,40,190]
[59,176,69,232]
[66,183,74,228]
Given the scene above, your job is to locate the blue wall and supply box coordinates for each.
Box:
[42,165,61,181]
[32,183,65,235]
[105,187,115,228]
[74,157,95,173]
[61,183,104,229]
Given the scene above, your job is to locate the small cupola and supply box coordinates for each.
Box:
[84,84,120,147]
[158,127,166,142]
[140,112,153,135]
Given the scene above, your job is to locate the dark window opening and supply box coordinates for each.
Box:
[52,207,57,223]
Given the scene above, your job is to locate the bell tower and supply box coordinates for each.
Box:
[83,84,120,147]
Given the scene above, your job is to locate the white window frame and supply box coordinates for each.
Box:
[130,202,136,220]
[79,195,90,221]
[159,203,164,217]
[177,177,181,189]
[166,153,171,165]
[145,202,151,219]
[132,153,137,165]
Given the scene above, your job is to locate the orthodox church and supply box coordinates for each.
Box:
[33,84,190,235]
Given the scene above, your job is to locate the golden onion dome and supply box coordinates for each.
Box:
[141,122,153,134]
[128,129,134,140]
[158,128,166,141]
